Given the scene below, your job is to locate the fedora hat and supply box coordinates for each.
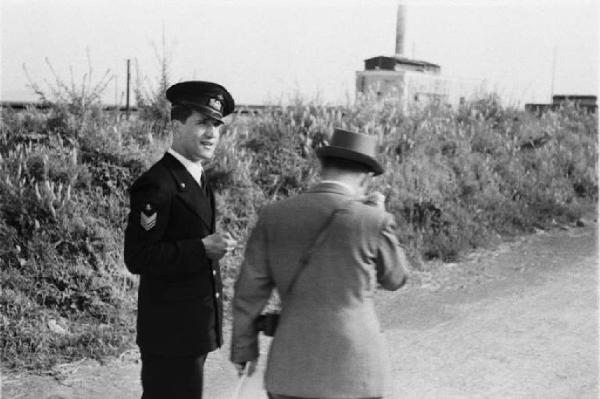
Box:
[316,129,384,175]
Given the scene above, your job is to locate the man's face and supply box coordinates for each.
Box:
[177,110,222,163]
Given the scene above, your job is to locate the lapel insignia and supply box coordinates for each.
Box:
[141,203,157,231]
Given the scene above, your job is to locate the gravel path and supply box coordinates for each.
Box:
[2,219,597,399]
[380,222,598,398]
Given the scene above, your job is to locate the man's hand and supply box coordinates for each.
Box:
[358,191,386,209]
[202,232,237,260]
[234,360,258,377]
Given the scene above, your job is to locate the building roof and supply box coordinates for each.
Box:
[364,55,440,69]
[552,95,597,104]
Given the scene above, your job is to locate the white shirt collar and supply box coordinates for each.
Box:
[319,180,357,196]
[168,148,204,184]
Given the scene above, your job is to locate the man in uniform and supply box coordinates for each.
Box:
[230,129,411,399]
[124,81,237,399]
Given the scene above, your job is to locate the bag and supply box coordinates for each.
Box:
[254,312,279,337]
[253,205,348,337]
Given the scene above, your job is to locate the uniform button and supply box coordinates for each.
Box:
[212,270,217,276]
[215,293,220,299]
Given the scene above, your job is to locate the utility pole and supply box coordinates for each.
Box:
[550,46,557,103]
[114,75,118,121]
[126,59,131,119]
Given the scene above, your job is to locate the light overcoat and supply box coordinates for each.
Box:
[231,182,409,398]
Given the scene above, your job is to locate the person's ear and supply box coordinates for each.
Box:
[358,172,372,189]
[170,118,183,132]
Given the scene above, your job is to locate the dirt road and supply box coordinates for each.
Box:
[2,220,597,399]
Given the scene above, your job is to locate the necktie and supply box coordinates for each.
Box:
[200,172,208,196]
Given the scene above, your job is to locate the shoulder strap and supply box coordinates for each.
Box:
[283,202,351,298]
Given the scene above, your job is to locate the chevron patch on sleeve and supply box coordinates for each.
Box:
[140,211,157,231]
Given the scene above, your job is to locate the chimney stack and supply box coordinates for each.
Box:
[395,3,405,57]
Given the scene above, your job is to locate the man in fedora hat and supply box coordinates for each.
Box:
[124,81,237,398]
[230,128,411,399]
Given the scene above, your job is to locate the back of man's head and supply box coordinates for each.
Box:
[320,156,372,175]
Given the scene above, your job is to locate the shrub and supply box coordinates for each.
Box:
[0,92,596,370]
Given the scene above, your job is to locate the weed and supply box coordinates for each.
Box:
[0,90,596,371]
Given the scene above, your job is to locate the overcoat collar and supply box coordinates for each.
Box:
[306,181,356,197]
[162,152,212,228]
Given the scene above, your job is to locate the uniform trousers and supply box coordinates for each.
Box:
[267,394,382,399]
[141,351,207,399]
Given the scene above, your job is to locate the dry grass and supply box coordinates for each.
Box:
[0,89,596,371]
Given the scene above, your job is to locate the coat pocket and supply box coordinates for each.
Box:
[161,284,201,301]
[153,277,204,302]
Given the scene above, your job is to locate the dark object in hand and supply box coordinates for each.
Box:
[254,313,279,337]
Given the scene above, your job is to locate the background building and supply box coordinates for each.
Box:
[525,95,597,114]
[356,4,480,109]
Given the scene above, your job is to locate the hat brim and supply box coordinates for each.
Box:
[316,146,384,175]
[181,102,224,124]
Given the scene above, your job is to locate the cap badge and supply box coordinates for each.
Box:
[208,98,222,112]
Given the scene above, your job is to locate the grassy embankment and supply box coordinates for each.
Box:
[0,91,597,371]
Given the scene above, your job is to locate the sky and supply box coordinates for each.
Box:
[1,0,598,106]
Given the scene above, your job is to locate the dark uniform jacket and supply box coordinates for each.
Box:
[124,152,223,356]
